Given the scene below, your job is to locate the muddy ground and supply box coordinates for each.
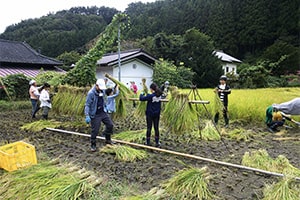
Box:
[0,108,300,200]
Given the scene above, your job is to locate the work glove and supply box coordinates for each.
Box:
[85,116,91,124]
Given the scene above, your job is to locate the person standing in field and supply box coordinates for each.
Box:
[130,81,138,107]
[214,75,231,127]
[29,80,41,119]
[139,83,163,147]
[39,83,51,120]
[85,79,114,152]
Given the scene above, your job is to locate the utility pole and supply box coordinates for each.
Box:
[117,23,121,81]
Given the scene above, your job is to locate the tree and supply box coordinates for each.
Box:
[152,59,194,88]
[179,28,222,88]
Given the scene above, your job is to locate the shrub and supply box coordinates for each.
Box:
[0,74,30,100]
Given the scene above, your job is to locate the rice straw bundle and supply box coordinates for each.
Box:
[242,149,300,177]
[100,144,147,162]
[52,85,87,116]
[135,78,148,118]
[162,166,215,200]
[112,129,146,143]
[200,120,221,141]
[105,73,133,119]
[262,177,300,200]
[163,93,197,134]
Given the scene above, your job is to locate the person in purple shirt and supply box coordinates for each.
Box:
[139,83,163,147]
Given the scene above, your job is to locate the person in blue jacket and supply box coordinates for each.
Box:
[140,83,163,147]
[84,79,114,152]
[105,84,119,118]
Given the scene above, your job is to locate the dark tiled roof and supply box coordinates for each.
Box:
[0,39,62,65]
[97,49,157,66]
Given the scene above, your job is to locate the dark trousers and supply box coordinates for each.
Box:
[91,111,113,145]
[267,120,285,130]
[146,115,160,144]
[214,106,229,125]
[30,99,40,118]
[42,106,50,119]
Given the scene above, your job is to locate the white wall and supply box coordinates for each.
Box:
[222,63,237,75]
[96,59,153,91]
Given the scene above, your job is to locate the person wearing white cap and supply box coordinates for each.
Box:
[84,79,114,152]
[29,80,41,118]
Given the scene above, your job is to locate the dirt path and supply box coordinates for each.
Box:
[1,109,299,199]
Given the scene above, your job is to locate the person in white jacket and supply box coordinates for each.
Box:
[39,83,51,119]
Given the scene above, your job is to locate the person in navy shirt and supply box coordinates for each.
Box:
[139,83,163,147]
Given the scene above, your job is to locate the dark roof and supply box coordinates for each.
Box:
[97,49,157,67]
[0,39,62,65]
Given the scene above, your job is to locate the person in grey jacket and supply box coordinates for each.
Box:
[85,79,114,152]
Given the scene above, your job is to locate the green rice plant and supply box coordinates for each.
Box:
[163,92,198,135]
[181,87,300,124]
[112,129,146,143]
[198,120,221,141]
[20,120,61,132]
[263,177,300,200]
[135,78,148,118]
[162,166,215,200]
[226,128,256,142]
[105,73,133,119]
[0,161,100,200]
[242,149,300,177]
[100,145,148,162]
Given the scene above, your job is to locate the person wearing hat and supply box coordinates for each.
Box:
[214,75,231,127]
[29,80,41,118]
[39,83,52,120]
[84,79,114,152]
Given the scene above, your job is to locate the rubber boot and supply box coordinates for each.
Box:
[155,136,161,148]
[145,137,150,146]
[105,134,115,145]
[91,140,97,152]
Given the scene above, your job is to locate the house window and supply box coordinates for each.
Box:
[226,67,229,73]
[132,64,137,69]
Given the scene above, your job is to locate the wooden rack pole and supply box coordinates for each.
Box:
[46,128,300,181]
[127,98,210,104]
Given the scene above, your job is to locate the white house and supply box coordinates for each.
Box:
[96,49,157,90]
[214,50,242,75]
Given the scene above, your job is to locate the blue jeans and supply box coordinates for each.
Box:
[30,99,40,118]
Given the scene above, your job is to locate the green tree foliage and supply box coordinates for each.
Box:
[179,28,222,88]
[63,13,129,87]
[35,71,66,88]
[152,60,194,88]
[0,7,118,57]
[0,74,30,100]
[56,51,82,71]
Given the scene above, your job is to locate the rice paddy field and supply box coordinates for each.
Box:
[0,87,299,199]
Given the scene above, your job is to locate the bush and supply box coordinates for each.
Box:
[0,74,30,100]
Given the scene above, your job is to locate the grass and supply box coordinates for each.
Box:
[225,128,258,142]
[0,100,31,111]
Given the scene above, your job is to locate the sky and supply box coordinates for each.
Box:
[0,0,157,34]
